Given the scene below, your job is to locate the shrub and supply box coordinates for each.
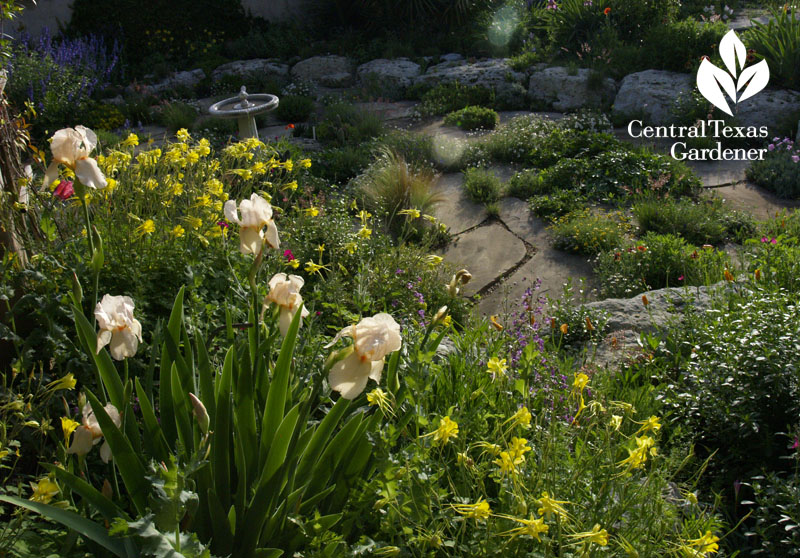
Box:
[639,18,728,73]
[528,190,587,220]
[593,233,729,297]
[378,131,435,169]
[746,137,800,198]
[85,102,126,131]
[507,169,547,199]
[5,32,121,141]
[526,129,617,167]
[546,280,609,347]
[659,289,800,499]
[745,7,800,90]
[745,468,800,556]
[551,209,631,256]
[584,148,701,199]
[480,113,557,163]
[633,197,731,245]
[358,148,443,234]
[463,167,501,204]
[274,95,315,123]
[310,144,375,184]
[316,102,384,145]
[158,101,198,132]
[416,81,495,117]
[537,158,589,194]
[443,105,499,131]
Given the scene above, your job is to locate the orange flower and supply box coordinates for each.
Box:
[603,6,611,15]
[636,245,646,252]
[560,323,569,335]
[585,317,594,331]
[724,269,734,282]
[285,123,295,130]
[641,295,649,307]
[754,268,762,281]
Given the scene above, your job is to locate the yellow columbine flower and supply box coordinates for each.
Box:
[250,161,267,175]
[635,415,661,434]
[494,451,522,475]
[304,261,328,276]
[537,492,569,520]
[567,524,609,547]
[617,435,657,472]
[486,357,507,379]
[176,128,191,142]
[61,417,80,445]
[357,226,372,239]
[47,373,76,391]
[423,214,437,223]
[29,477,60,504]
[170,225,185,238]
[497,514,549,542]
[358,209,372,223]
[686,531,719,554]
[121,133,139,148]
[506,406,532,429]
[426,255,443,267]
[288,259,300,269]
[344,242,357,254]
[610,415,623,430]
[367,388,393,416]
[451,499,491,521]
[572,373,589,391]
[283,180,299,191]
[144,178,158,190]
[304,207,319,217]
[231,168,253,181]
[185,216,203,230]
[300,158,312,168]
[508,437,531,461]
[185,151,200,165]
[282,159,293,172]
[135,219,156,237]
[398,208,421,219]
[431,416,458,446]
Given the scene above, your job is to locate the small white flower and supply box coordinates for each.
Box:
[94,294,143,360]
[263,273,310,336]
[67,402,121,463]
[223,193,279,255]
[43,126,107,190]
[325,313,402,399]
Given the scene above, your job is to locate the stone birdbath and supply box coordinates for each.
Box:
[208,86,279,139]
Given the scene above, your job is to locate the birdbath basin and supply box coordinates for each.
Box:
[208,86,278,139]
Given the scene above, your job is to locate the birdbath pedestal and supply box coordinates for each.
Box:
[208,86,279,140]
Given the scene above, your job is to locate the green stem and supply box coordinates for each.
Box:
[80,195,94,256]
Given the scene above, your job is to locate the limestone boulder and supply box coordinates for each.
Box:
[211,59,289,82]
[356,58,421,89]
[529,66,617,111]
[147,69,205,95]
[415,58,527,97]
[735,88,800,132]
[291,55,354,85]
[612,70,694,125]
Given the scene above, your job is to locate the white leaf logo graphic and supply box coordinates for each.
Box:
[695,30,770,116]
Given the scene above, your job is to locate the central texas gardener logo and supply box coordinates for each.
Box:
[696,30,770,116]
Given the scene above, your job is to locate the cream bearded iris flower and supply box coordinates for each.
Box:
[325,313,402,399]
[67,402,121,463]
[43,126,107,190]
[95,295,143,360]
[263,273,310,336]
[224,193,279,255]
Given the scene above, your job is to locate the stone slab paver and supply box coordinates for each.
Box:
[478,242,594,316]
[441,223,526,297]
[498,197,546,239]
[354,101,418,121]
[687,159,751,187]
[433,173,488,234]
[711,182,800,220]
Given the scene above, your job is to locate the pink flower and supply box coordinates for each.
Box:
[284,249,295,261]
[678,275,684,281]
[768,144,775,151]
[217,220,229,229]
[793,155,799,163]
[791,436,799,450]
[53,180,74,200]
